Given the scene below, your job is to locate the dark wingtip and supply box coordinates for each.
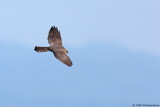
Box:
[51,26,56,28]
[50,26,53,29]
[50,26,58,31]
[68,63,73,67]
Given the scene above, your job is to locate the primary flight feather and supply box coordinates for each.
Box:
[34,26,73,67]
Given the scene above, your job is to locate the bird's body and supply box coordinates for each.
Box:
[34,26,73,67]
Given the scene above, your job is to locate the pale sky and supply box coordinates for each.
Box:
[0,0,160,56]
[0,0,160,107]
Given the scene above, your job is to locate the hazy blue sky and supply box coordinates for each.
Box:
[0,0,160,107]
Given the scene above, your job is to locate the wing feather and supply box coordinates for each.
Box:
[48,26,62,46]
[53,50,73,67]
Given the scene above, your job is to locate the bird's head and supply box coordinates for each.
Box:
[65,49,69,53]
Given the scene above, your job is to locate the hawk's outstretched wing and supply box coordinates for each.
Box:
[48,26,62,46]
[53,50,73,67]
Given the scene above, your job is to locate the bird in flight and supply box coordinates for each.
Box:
[34,26,73,67]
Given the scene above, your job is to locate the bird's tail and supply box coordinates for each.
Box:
[34,46,49,52]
